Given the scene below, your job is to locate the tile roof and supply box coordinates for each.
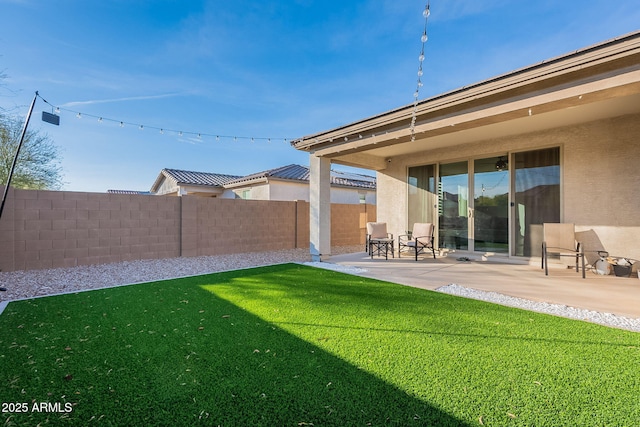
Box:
[225,164,376,189]
[330,170,376,189]
[161,168,242,187]
[225,164,309,184]
[107,189,153,195]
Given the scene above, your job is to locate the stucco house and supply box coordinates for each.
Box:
[150,164,376,204]
[292,31,640,264]
[221,164,376,204]
[150,168,242,197]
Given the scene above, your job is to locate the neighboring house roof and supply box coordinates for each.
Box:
[107,189,153,195]
[160,168,242,187]
[150,168,242,193]
[225,164,310,185]
[331,170,376,189]
[223,164,376,189]
[149,165,376,195]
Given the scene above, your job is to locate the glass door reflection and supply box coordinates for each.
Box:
[438,161,468,250]
[473,156,509,253]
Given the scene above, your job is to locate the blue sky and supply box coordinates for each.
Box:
[1,0,638,192]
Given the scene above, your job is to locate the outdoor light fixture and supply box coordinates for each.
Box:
[495,156,508,171]
[42,111,60,126]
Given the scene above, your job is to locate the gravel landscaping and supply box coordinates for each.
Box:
[436,283,640,332]
[0,247,361,302]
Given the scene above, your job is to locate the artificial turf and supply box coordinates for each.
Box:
[0,263,638,426]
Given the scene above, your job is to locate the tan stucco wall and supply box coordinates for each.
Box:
[155,176,178,195]
[223,180,375,204]
[270,181,309,201]
[376,113,640,261]
[331,187,376,204]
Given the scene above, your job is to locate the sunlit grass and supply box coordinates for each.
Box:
[1,263,638,426]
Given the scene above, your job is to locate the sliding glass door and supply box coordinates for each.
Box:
[473,157,509,253]
[512,147,560,256]
[408,147,560,257]
[438,161,469,250]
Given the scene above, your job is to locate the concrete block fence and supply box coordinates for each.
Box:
[0,187,375,272]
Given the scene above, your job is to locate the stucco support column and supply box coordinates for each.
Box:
[309,153,331,262]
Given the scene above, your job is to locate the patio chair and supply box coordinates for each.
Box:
[398,223,436,261]
[366,222,394,258]
[542,223,585,278]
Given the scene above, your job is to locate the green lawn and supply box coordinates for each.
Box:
[1,263,638,426]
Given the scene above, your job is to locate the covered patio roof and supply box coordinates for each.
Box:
[292,30,640,170]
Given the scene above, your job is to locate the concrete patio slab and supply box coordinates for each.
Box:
[323,251,640,320]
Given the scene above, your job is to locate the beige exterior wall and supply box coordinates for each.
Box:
[222,180,375,204]
[268,181,309,201]
[224,183,272,200]
[155,176,178,195]
[0,188,375,272]
[376,113,640,261]
[330,187,376,205]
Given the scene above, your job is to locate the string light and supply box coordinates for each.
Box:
[35,93,292,144]
[410,1,431,142]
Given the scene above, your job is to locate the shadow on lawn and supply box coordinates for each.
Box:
[0,268,470,427]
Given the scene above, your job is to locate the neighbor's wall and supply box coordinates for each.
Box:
[180,198,298,256]
[0,189,181,271]
[0,188,376,272]
[376,113,640,260]
[331,202,376,247]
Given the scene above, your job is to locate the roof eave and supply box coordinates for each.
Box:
[291,30,640,153]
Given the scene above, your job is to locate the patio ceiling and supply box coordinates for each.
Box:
[292,31,640,171]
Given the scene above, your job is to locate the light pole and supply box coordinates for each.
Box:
[0,91,58,288]
[0,91,39,222]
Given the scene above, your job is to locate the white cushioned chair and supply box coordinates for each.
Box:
[398,223,436,261]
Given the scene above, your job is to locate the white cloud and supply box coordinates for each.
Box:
[61,93,184,108]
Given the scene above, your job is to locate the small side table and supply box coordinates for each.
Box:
[369,238,395,259]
